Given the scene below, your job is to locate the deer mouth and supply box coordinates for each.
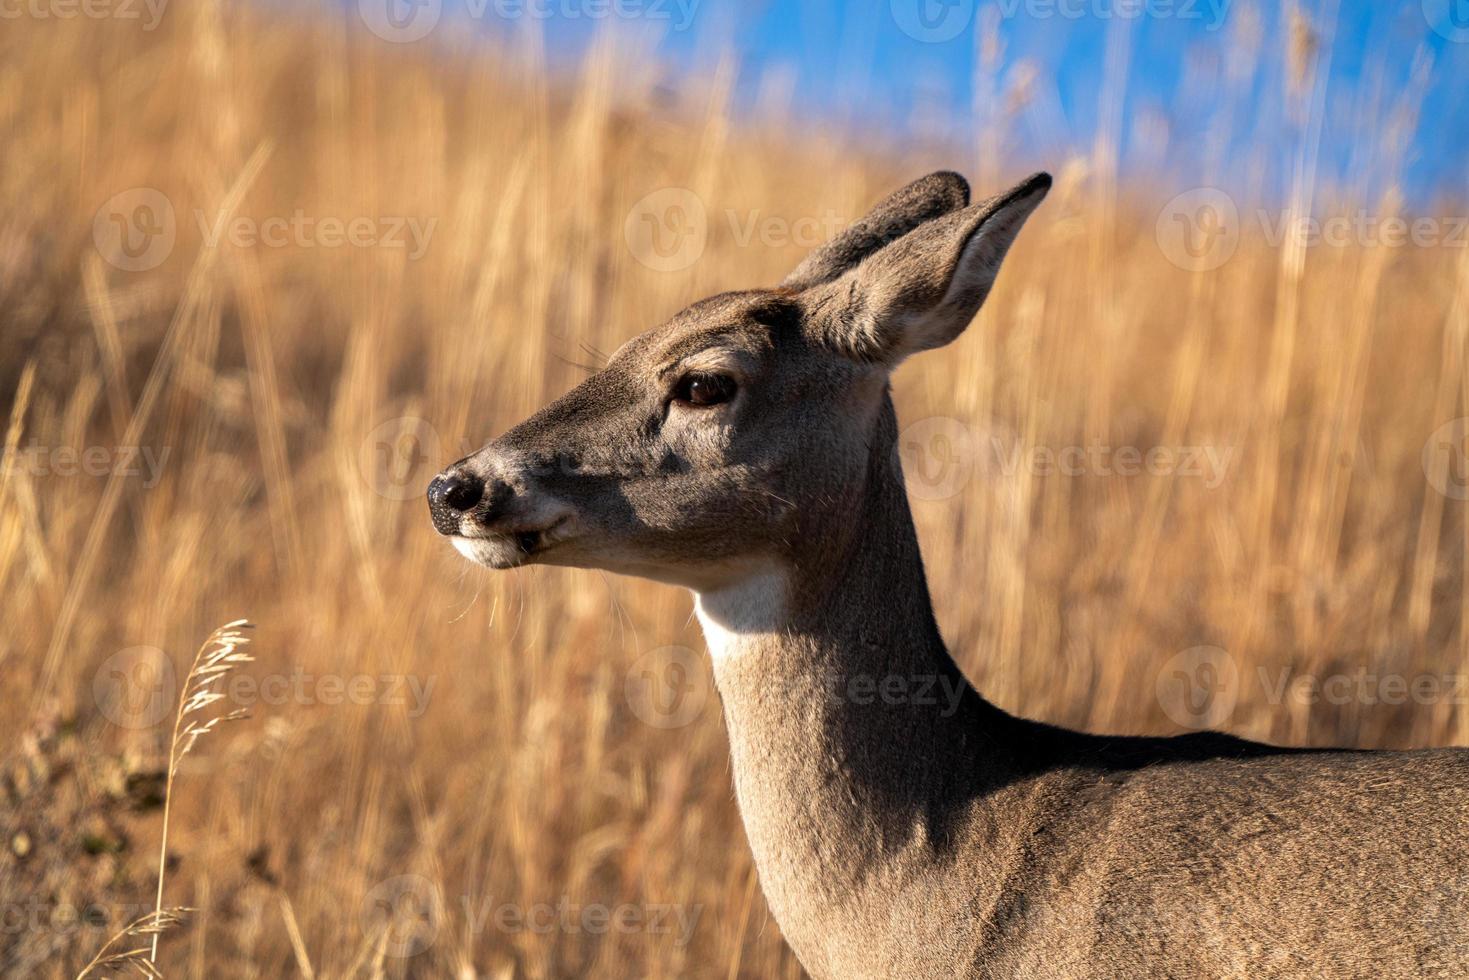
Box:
[451,516,571,569]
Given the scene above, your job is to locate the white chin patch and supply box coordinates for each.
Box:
[451,535,523,569]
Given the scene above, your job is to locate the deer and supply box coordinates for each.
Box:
[427,171,1469,979]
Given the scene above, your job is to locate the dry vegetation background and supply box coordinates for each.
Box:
[0,1,1466,976]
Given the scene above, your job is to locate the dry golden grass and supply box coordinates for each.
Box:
[0,2,1466,976]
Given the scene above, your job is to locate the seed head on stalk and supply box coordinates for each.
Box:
[146,620,257,965]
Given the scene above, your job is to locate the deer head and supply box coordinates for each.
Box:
[427,171,1050,594]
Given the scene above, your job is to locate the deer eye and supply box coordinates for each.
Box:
[672,372,738,408]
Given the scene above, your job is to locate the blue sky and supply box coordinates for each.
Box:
[442,0,1467,204]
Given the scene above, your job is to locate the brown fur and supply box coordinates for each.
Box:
[432,172,1469,978]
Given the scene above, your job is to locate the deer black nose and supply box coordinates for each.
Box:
[438,474,483,512]
[427,472,484,535]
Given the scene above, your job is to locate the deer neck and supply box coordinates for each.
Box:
[694,395,1017,969]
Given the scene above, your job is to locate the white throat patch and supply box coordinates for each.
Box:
[693,570,788,661]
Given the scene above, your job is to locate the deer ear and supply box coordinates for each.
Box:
[781,171,970,290]
[805,172,1050,365]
